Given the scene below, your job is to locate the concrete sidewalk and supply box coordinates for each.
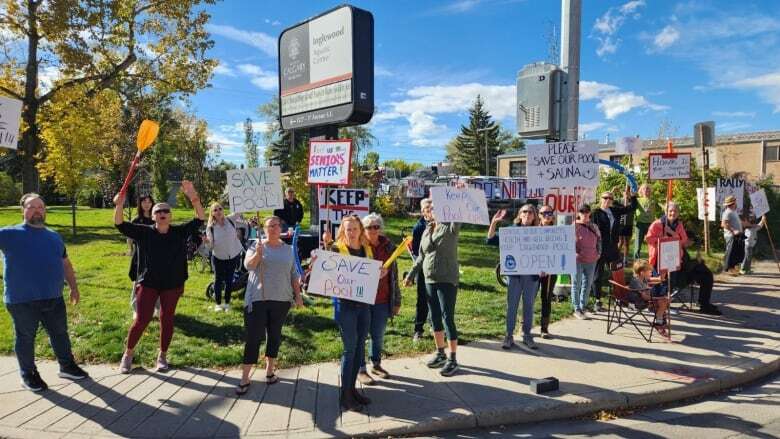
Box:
[0,262,777,438]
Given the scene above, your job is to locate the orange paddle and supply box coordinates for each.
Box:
[119,120,159,196]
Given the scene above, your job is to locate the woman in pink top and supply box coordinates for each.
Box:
[573,204,601,319]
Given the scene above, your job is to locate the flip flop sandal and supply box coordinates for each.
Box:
[266,374,279,385]
[235,382,250,396]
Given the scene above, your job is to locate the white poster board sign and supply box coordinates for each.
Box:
[225,167,283,213]
[308,139,352,185]
[406,179,425,198]
[318,187,370,237]
[697,187,717,221]
[750,189,770,218]
[499,225,576,275]
[527,140,599,190]
[308,249,382,305]
[616,136,642,156]
[717,178,745,210]
[648,153,692,180]
[658,239,681,273]
[429,186,490,225]
[0,96,23,150]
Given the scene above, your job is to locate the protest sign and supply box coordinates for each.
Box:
[0,96,23,150]
[499,225,576,275]
[648,153,692,180]
[750,189,770,218]
[658,238,681,273]
[406,178,425,198]
[697,187,717,221]
[308,139,352,185]
[226,167,283,213]
[717,178,745,210]
[308,249,382,304]
[616,136,642,156]
[318,187,370,236]
[499,178,544,200]
[429,186,490,225]
[527,140,599,190]
[543,187,596,215]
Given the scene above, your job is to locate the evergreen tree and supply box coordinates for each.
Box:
[447,95,501,176]
[244,118,259,168]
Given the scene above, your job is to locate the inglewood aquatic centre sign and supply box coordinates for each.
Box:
[278,5,374,130]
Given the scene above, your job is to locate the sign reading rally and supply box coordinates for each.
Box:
[318,187,369,236]
[429,186,490,225]
[0,96,23,150]
[308,139,352,185]
[308,249,382,304]
[226,167,283,213]
[499,225,576,275]
[717,178,744,210]
[648,153,692,180]
[527,140,599,190]
[750,189,770,218]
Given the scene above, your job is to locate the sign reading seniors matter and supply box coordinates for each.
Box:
[750,189,770,218]
[616,136,642,156]
[697,187,717,221]
[308,249,382,304]
[278,5,374,130]
[717,178,745,210]
[429,186,490,225]
[648,153,692,180]
[318,187,369,237]
[658,238,681,273]
[499,225,576,275]
[0,96,23,150]
[226,167,283,213]
[308,139,352,185]
[527,140,599,190]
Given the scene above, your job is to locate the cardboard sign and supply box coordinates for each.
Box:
[318,187,369,237]
[308,139,352,185]
[406,178,425,198]
[527,140,599,190]
[543,187,596,215]
[697,187,717,221]
[717,178,745,210]
[0,96,23,150]
[308,249,382,304]
[429,186,490,225]
[616,136,642,156]
[648,153,692,180]
[750,189,770,218]
[658,238,681,273]
[499,179,544,200]
[499,225,576,275]
[225,167,283,213]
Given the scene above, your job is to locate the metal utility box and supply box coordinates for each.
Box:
[516,62,563,140]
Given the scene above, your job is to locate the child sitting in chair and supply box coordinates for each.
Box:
[628,260,670,330]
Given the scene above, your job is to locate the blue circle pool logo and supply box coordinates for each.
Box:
[505,255,516,271]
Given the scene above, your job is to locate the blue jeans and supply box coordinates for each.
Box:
[507,275,539,338]
[742,244,755,272]
[335,300,369,393]
[360,303,390,369]
[5,297,76,377]
[573,262,597,312]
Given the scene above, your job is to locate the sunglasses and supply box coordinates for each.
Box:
[155,209,171,214]
[540,211,554,216]
[366,225,381,230]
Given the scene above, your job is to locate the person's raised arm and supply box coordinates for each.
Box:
[113,192,126,225]
[180,180,205,221]
[487,209,506,242]
[244,240,264,270]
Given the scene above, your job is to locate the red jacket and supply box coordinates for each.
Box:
[645,218,689,269]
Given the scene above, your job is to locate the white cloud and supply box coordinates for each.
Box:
[579,122,607,134]
[237,63,278,90]
[214,61,237,77]
[390,83,516,119]
[38,65,61,94]
[592,0,645,57]
[264,18,281,26]
[732,71,780,112]
[206,24,276,58]
[408,111,448,146]
[712,111,755,118]
[580,80,667,119]
[207,131,242,148]
[653,25,680,50]
[717,122,752,132]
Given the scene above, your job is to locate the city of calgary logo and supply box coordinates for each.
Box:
[289,37,301,60]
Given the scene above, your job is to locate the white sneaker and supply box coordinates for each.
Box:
[222,303,231,311]
[214,304,223,312]
[582,310,594,320]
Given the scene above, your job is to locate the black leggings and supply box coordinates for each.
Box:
[212,255,240,304]
[539,275,557,320]
[242,300,291,364]
[414,270,429,333]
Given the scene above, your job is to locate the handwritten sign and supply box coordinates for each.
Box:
[308,139,352,185]
[543,187,596,215]
[527,140,599,190]
[616,136,642,156]
[308,249,381,304]
[648,153,691,180]
[750,189,770,218]
[406,178,425,198]
[500,179,544,200]
[0,96,22,150]
[658,238,681,273]
[429,186,490,225]
[499,225,576,275]
[318,187,369,237]
[717,178,744,210]
[226,167,283,213]
[696,187,716,221]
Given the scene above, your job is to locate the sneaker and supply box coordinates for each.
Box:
[501,335,515,350]
[595,302,607,313]
[574,310,585,320]
[669,308,679,316]
[412,331,424,343]
[699,305,722,316]
[357,371,376,385]
[739,269,749,275]
[156,353,170,373]
[540,330,552,340]
[426,351,448,368]
[522,337,538,350]
[119,353,133,374]
[21,371,48,392]
[58,363,89,380]
[214,304,223,312]
[222,303,231,311]
[439,360,459,377]
[582,310,594,320]
[371,363,390,379]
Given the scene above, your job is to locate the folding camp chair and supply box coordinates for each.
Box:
[606,269,670,342]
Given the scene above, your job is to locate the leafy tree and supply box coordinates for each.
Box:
[446,95,500,176]
[244,117,259,168]
[363,151,379,170]
[0,171,20,206]
[0,0,217,193]
[382,159,423,178]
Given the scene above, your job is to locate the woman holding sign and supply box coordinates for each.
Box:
[487,205,543,351]
[236,216,303,395]
[537,205,557,338]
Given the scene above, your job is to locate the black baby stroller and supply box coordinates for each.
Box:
[205,251,249,301]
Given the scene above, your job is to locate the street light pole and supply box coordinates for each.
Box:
[477,127,490,176]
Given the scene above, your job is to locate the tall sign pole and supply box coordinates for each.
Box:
[561,0,581,142]
[695,121,714,255]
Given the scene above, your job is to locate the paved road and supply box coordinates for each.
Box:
[432,373,780,438]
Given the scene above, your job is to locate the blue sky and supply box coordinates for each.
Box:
[196,0,780,166]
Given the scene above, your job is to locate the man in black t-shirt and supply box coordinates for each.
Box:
[273,188,304,230]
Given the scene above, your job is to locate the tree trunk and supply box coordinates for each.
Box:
[21,0,40,194]
[71,197,77,237]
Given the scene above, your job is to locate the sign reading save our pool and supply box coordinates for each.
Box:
[499,225,576,275]
[429,186,490,225]
[225,167,284,213]
[527,140,599,190]
[308,139,352,185]
[308,249,382,304]
[648,153,692,180]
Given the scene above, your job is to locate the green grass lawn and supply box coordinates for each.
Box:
[0,206,722,370]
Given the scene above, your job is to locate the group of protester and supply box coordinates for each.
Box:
[0,179,766,413]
